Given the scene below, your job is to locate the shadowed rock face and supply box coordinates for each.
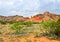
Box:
[0,12,60,22]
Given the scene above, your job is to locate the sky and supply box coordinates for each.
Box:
[0,0,60,17]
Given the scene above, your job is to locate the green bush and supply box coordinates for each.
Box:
[23,22,33,27]
[7,21,17,24]
[40,19,60,39]
[40,20,56,34]
[10,22,24,34]
[0,21,7,24]
[54,18,60,37]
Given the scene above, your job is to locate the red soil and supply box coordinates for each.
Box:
[2,34,60,42]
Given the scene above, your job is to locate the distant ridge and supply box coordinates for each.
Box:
[0,12,60,22]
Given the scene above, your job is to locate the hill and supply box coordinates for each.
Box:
[0,12,60,22]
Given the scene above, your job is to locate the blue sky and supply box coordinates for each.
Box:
[0,0,60,17]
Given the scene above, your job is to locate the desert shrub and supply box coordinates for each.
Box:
[34,31,40,38]
[10,22,24,34]
[40,19,60,39]
[40,20,56,34]
[0,21,7,24]
[47,19,60,39]
[54,18,60,37]
[7,21,17,24]
[23,22,33,27]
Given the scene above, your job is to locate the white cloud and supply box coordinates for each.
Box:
[19,0,23,2]
[0,1,2,4]
[0,1,14,6]
[11,10,21,15]
[11,10,16,13]
[57,0,60,2]
[24,0,40,11]
[0,0,60,17]
[6,2,14,5]
[45,0,55,4]
[33,12,39,15]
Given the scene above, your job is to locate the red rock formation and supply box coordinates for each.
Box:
[26,12,60,22]
[25,14,43,22]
